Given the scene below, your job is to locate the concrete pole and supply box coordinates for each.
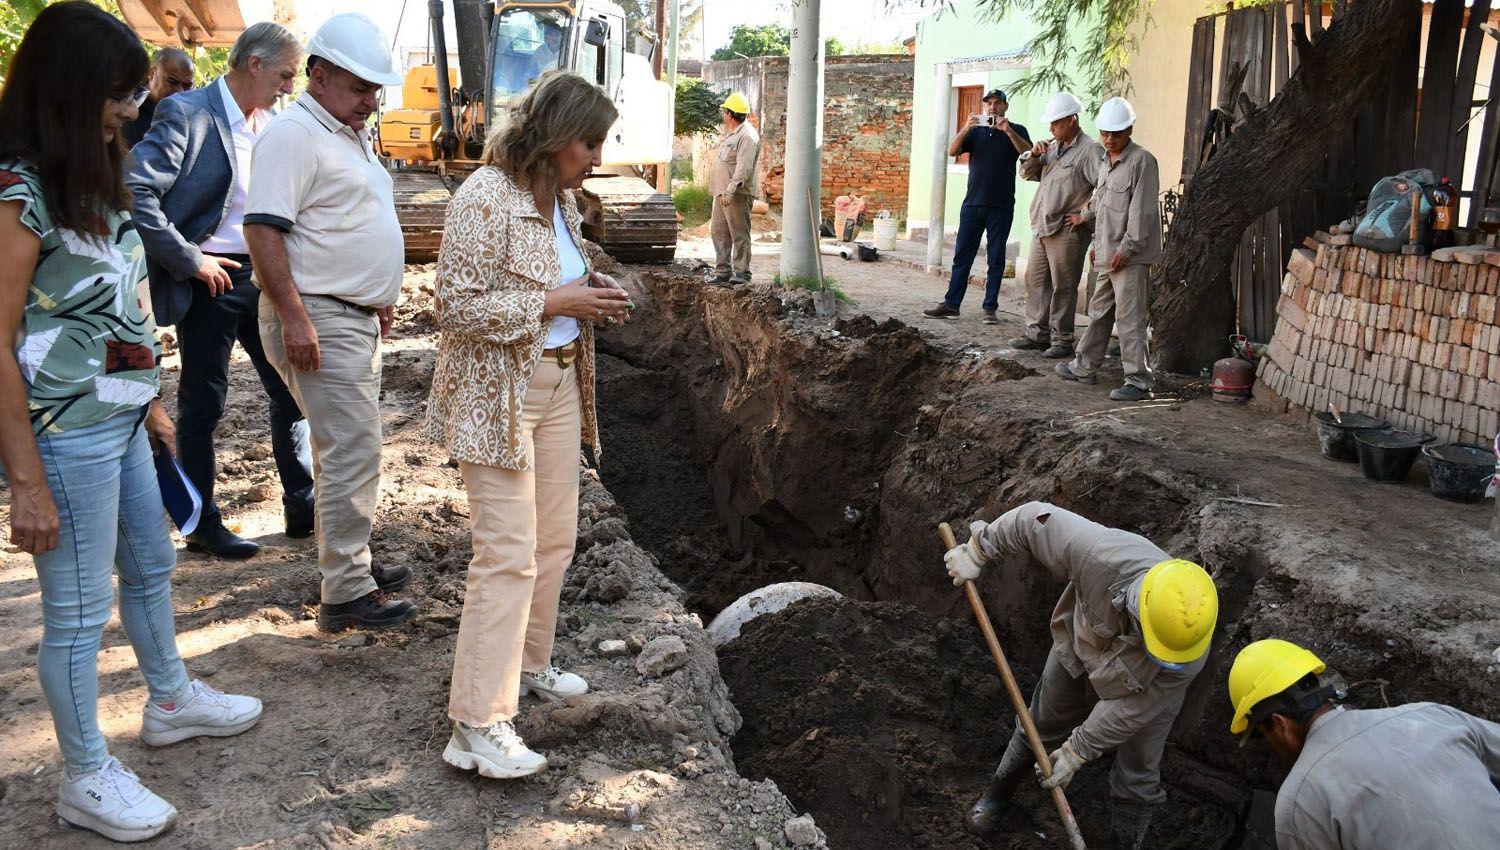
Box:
[780,0,823,281]
[925,61,951,271]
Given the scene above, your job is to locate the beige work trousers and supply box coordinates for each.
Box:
[711,192,753,282]
[259,293,382,605]
[998,651,1181,804]
[448,359,582,727]
[1070,263,1153,389]
[1023,227,1089,345]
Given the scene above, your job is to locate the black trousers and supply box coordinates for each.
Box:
[174,257,313,527]
[943,203,1013,311]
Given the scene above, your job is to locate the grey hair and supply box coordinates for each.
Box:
[227,21,301,71]
[152,47,192,70]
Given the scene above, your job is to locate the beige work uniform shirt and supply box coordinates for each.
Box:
[244,95,403,308]
[1275,703,1500,850]
[709,122,761,197]
[1020,133,1105,238]
[1084,141,1162,268]
[971,502,1203,761]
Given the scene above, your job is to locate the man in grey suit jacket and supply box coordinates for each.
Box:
[128,23,313,558]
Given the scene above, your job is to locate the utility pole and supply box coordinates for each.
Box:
[780,0,823,281]
[653,0,675,192]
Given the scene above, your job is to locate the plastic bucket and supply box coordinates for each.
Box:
[1313,411,1388,462]
[873,218,899,251]
[1421,443,1495,502]
[1353,429,1434,483]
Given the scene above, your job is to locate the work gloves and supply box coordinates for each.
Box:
[1037,741,1088,790]
[944,525,990,586]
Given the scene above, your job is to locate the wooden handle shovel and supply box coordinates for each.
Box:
[940,522,1087,850]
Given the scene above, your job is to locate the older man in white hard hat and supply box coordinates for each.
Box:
[245,13,420,631]
[945,502,1218,849]
[1056,96,1162,402]
[1227,639,1500,850]
[1013,92,1104,359]
[707,92,761,285]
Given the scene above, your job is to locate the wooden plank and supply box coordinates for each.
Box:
[1257,207,1283,343]
[1414,0,1465,172]
[1446,0,1493,183]
[1243,7,1272,108]
[1290,0,1307,79]
[1385,8,1421,171]
[1219,8,1247,106]
[1308,0,1323,38]
[1182,17,1217,181]
[1467,18,1500,228]
[1273,1,1290,96]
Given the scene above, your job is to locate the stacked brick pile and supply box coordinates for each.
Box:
[1255,237,1500,445]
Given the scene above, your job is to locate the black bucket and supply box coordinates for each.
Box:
[1313,411,1388,461]
[1421,443,1495,502]
[1354,429,1434,483]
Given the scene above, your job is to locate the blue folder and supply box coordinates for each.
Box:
[154,450,202,536]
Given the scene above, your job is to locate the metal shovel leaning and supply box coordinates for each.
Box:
[939,522,1087,850]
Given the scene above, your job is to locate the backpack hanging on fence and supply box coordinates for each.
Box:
[1352,169,1436,253]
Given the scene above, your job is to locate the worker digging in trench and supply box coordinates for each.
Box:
[1226,638,1500,850]
[943,501,1219,850]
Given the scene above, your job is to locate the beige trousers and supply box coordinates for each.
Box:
[1023,227,1089,345]
[711,192,753,281]
[260,293,382,605]
[448,359,582,727]
[1070,263,1153,389]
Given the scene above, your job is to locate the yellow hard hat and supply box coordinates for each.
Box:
[1138,559,1217,665]
[721,92,751,114]
[1227,639,1326,738]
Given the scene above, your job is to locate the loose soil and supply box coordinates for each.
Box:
[594,253,1500,849]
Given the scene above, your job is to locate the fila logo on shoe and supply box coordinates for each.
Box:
[87,789,104,804]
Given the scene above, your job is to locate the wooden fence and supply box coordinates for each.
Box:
[1180,0,1500,343]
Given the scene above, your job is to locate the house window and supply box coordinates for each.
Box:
[953,85,983,165]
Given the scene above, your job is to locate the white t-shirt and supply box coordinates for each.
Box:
[545,201,584,348]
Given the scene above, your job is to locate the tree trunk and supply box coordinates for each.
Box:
[1151,0,1421,373]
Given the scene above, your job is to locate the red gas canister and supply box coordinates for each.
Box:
[1211,357,1254,403]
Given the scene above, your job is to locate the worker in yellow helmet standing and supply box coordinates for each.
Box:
[1227,639,1500,850]
[943,501,1218,849]
[706,92,760,285]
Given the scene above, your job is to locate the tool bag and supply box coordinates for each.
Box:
[1352,169,1436,253]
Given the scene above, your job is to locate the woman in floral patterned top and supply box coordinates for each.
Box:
[0,4,261,842]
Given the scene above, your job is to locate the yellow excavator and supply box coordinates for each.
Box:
[118,0,678,263]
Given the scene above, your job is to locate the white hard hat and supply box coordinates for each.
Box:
[1041,92,1083,124]
[306,13,401,86]
[1096,96,1137,132]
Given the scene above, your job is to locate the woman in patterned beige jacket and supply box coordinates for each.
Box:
[425,72,632,780]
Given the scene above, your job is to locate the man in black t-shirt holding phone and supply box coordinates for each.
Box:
[924,88,1030,324]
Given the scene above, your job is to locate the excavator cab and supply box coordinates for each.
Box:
[486,3,626,117]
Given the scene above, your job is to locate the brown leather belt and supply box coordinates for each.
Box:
[541,343,578,369]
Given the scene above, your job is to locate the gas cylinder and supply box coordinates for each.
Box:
[1211,356,1255,403]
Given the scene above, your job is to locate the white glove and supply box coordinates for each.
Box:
[944,536,987,586]
[1037,741,1088,790]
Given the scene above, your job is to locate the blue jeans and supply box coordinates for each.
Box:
[944,204,1013,311]
[33,409,189,772]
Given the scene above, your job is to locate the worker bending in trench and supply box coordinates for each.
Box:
[943,501,1219,849]
[1227,638,1500,850]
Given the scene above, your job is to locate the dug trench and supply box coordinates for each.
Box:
[594,264,1500,850]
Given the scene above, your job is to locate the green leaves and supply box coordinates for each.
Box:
[675,77,727,136]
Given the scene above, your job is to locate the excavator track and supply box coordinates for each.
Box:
[392,170,677,265]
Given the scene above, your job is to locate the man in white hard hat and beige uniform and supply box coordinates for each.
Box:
[1014,92,1104,359]
[1056,97,1162,402]
[245,13,420,631]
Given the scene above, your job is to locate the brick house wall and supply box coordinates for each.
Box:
[693,54,914,222]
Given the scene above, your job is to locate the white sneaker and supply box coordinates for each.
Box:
[519,665,588,702]
[141,680,263,746]
[57,756,178,842]
[442,720,547,779]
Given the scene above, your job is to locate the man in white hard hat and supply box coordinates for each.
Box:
[707,92,760,285]
[944,502,1218,849]
[1227,639,1500,850]
[245,13,420,631]
[1013,92,1104,359]
[1056,96,1162,402]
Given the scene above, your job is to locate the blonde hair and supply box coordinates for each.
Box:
[482,71,618,191]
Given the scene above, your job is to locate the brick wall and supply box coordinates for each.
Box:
[1255,238,1500,445]
[694,55,913,222]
